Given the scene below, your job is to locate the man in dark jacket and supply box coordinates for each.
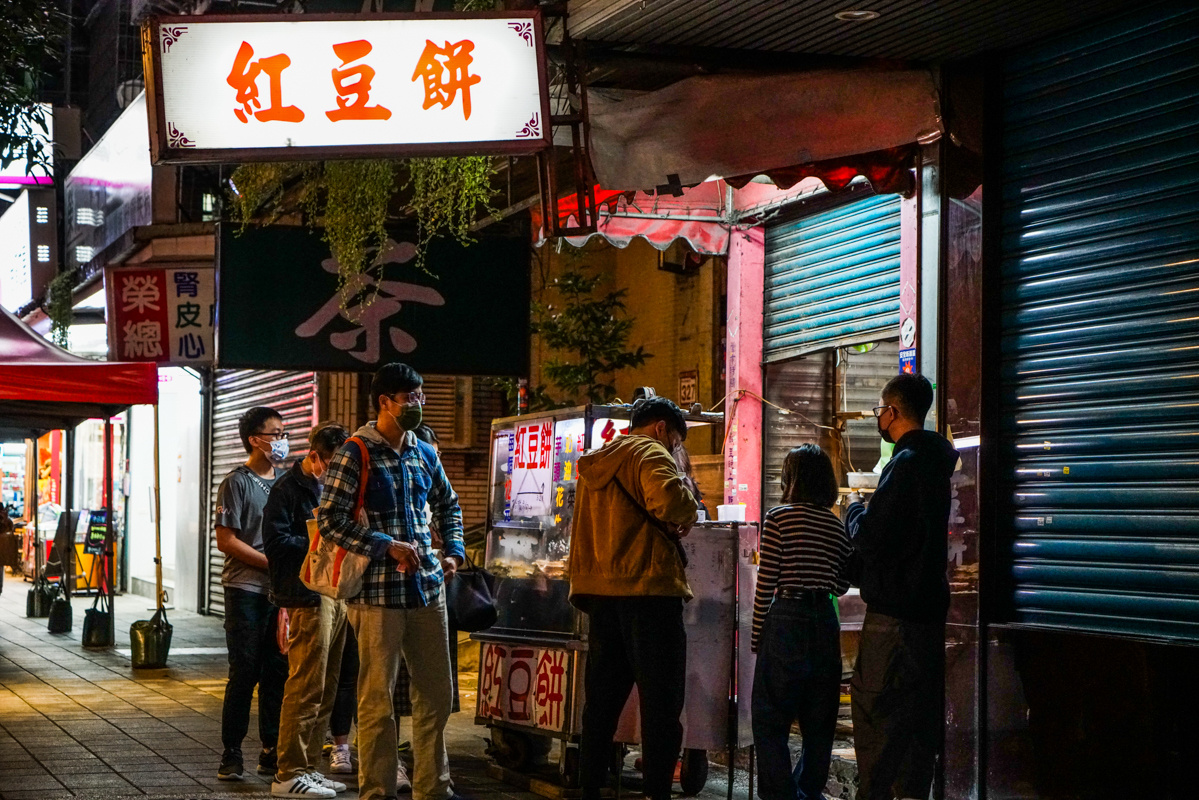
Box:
[263,421,350,798]
[845,373,958,800]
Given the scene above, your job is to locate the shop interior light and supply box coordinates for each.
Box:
[835,10,881,21]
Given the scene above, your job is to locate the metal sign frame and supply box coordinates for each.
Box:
[141,11,553,165]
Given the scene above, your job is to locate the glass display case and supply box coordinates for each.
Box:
[473,402,730,757]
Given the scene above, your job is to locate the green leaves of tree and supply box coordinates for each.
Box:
[0,1,64,179]
[527,263,651,406]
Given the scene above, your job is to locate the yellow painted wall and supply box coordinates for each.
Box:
[529,238,725,456]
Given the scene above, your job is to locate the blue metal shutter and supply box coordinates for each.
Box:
[764,193,902,361]
[1000,4,1199,640]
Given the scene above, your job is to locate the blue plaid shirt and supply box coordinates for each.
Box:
[316,423,464,608]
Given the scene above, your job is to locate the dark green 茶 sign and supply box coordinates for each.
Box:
[218,225,530,375]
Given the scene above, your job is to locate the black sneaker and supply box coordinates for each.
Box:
[258,746,279,776]
[218,748,244,781]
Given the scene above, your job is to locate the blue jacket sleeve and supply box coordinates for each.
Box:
[424,446,465,562]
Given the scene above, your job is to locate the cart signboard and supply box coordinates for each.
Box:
[142,12,551,164]
[478,642,572,733]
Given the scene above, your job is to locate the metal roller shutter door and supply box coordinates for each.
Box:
[206,370,317,616]
[764,193,902,362]
[1000,4,1199,639]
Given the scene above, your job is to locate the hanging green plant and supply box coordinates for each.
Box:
[403,156,498,271]
[302,160,394,305]
[227,161,304,228]
[46,268,76,348]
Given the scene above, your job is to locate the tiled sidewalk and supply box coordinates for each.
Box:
[0,578,752,800]
[0,585,260,799]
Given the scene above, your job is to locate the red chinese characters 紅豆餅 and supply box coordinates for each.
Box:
[223,37,485,125]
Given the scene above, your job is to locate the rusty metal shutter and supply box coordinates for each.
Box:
[205,370,316,616]
[999,4,1199,639]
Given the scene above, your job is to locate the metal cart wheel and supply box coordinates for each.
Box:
[678,748,709,796]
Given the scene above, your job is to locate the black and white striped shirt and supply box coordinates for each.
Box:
[752,504,852,648]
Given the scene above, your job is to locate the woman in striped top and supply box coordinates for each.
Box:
[751,444,852,800]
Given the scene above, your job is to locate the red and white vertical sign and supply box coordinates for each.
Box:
[106,265,215,365]
[478,642,568,733]
[509,420,553,517]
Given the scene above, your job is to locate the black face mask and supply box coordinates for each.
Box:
[877,409,895,444]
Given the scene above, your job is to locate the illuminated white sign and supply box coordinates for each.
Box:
[0,189,56,313]
[0,105,54,186]
[143,13,550,164]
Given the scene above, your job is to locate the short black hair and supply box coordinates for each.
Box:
[882,373,934,422]
[308,422,349,459]
[371,363,423,413]
[780,444,839,507]
[630,397,688,440]
[413,424,439,445]
[238,406,282,454]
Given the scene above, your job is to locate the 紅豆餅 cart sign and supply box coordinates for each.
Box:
[140,11,551,164]
[216,224,530,376]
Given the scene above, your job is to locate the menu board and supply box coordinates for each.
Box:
[548,418,586,554]
[84,509,108,554]
[508,420,554,519]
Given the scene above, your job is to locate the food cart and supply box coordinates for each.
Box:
[472,404,757,795]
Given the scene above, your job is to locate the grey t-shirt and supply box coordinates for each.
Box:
[215,465,281,594]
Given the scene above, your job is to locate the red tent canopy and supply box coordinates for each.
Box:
[0,306,158,440]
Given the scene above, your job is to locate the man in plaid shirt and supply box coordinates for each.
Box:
[317,363,464,800]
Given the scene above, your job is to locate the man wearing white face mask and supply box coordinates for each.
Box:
[215,406,291,782]
[264,422,352,798]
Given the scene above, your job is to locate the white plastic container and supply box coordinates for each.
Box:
[716,503,747,522]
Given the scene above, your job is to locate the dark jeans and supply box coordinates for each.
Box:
[752,594,843,800]
[222,587,289,752]
[579,596,686,800]
[330,621,359,738]
[850,611,945,800]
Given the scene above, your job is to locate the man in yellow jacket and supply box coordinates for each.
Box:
[569,398,699,800]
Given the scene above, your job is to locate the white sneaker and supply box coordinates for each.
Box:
[307,771,347,793]
[329,746,353,775]
[271,774,336,798]
[396,760,413,792]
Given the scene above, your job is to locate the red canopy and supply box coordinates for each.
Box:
[0,305,158,439]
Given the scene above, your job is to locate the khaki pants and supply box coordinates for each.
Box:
[276,597,349,781]
[349,592,453,800]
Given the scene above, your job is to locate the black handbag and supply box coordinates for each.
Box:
[445,553,497,633]
[26,578,55,618]
[47,585,73,634]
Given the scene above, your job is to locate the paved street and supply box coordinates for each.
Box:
[0,584,755,800]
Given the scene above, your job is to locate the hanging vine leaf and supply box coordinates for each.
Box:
[46,269,76,349]
[403,156,498,272]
